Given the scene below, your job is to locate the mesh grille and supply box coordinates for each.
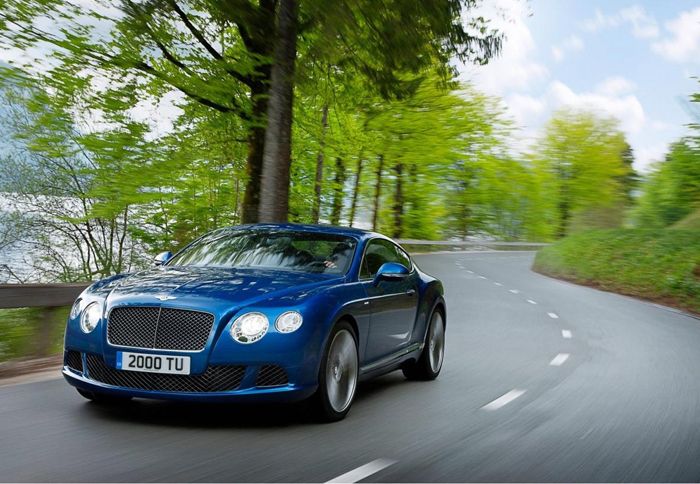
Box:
[107,307,214,351]
[256,365,288,387]
[65,350,83,373]
[85,354,245,393]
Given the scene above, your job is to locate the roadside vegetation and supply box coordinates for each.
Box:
[0,307,69,363]
[534,230,700,315]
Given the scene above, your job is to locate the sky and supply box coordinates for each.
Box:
[460,0,700,172]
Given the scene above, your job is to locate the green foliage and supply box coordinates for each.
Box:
[633,138,700,229]
[529,110,633,239]
[534,229,700,314]
[0,307,69,362]
[672,208,700,229]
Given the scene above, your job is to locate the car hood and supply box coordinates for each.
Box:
[90,266,343,309]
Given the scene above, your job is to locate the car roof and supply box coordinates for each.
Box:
[218,223,386,241]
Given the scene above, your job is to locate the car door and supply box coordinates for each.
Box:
[361,239,419,363]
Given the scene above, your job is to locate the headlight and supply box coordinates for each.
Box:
[275,311,303,333]
[80,302,102,334]
[70,298,82,320]
[230,312,269,344]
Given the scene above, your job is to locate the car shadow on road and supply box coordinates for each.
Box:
[80,372,409,429]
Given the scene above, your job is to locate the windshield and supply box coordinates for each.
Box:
[167,230,358,275]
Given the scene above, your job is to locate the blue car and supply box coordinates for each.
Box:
[63,224,446,421]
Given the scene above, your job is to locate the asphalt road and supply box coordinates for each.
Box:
[2,251,700,482]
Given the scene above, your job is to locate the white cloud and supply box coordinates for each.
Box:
[651,7,700,63]
[130,90,185,140]
[547,79,646,134]
[551,35,584,62]
[461,0,548,95]
[595,76,636,96]
[635,143,669,173]
[582,5,659,39]
[506,93,546,127]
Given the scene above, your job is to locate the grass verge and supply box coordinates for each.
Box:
[533,229,700,315]
[0,307,69,363]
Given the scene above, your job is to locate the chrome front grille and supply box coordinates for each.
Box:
[107,307,214,351]
[85,354,245,393]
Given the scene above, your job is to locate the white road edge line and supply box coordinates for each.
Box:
[326,459,397,483]
[561,329,572,339]
[550,353,570,366]
[527,299,537,305]
[482,389,526,411]
[548,312,559,319]
[509,289,519,294]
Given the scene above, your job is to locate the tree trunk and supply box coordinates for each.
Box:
[392,161,404,238]
[330,157,346,225]
[372,154,384,231]
[240,78,269,223]
[311,104,329,223]
[258,0,298,223]
[348,152,364,227]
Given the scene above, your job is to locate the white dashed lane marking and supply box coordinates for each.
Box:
[509,289,520,294]
[527,299,537,305]
[561,330,572,339]
[548,312,559,319]
[326,459,396,483]
[466,270,474,274]
[482,389,526,411]
[550,353,570,366]
[494,282,503,286]
[478,275,487,279]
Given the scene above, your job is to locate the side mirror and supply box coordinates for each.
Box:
[373,262,409,284]
[154,251,173,266]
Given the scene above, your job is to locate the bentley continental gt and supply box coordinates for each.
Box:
[63,224,446,421]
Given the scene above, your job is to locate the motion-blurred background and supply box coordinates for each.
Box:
[0,0,697,389]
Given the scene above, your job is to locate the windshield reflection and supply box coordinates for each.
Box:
[168,230,357,275]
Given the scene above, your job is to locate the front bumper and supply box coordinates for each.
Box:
[62,352,317,403]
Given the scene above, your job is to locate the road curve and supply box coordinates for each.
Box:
[2,252,700,482]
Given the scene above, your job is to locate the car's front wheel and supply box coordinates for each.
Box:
[403,307,445,381]
[313,321,359,422]
[76,388,131,404]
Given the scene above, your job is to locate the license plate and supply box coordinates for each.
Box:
[116,351,191,375]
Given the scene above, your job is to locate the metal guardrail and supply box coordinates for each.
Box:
[0,284,89,309]
[0,284,88,359]
[397,239,549,247]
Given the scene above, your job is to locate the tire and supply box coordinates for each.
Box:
[76,388,131,404]
[402,307,445,381]
[312,321,359,422]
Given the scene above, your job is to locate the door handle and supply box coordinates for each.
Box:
[406,289,416,296]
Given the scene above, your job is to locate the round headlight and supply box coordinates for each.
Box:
[231,312,269,344]
[70,298,82,320]
[80,302,102,334]
[275,311,303,333]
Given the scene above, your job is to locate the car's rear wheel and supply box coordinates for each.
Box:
[76,388,131,404]
[313,321,359,422]
[403,307,445,381]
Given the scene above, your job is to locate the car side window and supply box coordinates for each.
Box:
[360,239,404,280]
[393,244,412,271]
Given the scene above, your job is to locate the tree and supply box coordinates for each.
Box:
[530,110,632,238]
[0,0,502,223]
[633,138,700,228]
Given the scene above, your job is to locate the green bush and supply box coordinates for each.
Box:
[0,307,70,362]
[533,229,700,314]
